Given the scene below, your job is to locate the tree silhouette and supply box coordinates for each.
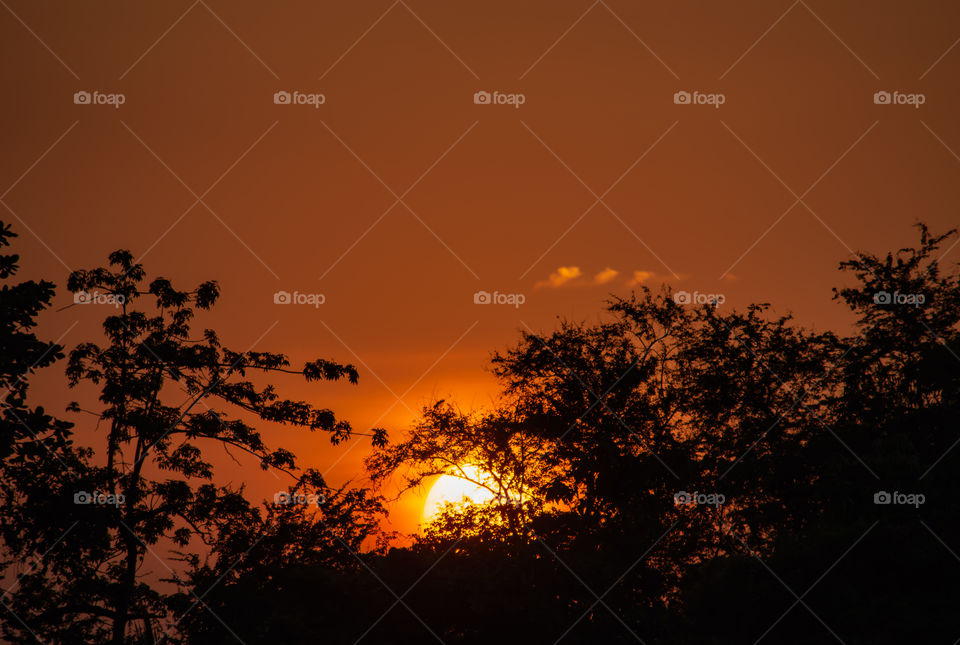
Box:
[651,225,960,643]
[366,401,550,542]
[0,222,82,642]
[351,224,960,643]
[1,236,386,644]
[5,222,960,644]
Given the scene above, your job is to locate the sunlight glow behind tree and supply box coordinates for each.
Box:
[422,464,498,522]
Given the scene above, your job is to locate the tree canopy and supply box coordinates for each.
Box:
[2,222,958,643]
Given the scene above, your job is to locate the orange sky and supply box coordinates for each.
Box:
[3,0,960,534]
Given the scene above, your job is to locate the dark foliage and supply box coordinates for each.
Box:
[0,227,386,644]
[3,222,959,644]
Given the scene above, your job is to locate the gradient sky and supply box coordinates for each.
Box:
[3,0,960,533]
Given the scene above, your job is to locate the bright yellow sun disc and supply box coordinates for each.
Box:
[422,465,496,522]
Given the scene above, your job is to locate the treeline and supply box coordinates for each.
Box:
[2,222,958,643]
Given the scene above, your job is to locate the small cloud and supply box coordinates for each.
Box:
[594,267,619,284]
[628,270,655,286]
[721,273,738,282]
[537,266,582,288]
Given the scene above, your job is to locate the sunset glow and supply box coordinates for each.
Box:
[2,2,958,642]
[422,465,497,522]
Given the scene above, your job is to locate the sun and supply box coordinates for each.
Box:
[422,464,497,522]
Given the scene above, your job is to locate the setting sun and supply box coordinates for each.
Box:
[422,465,497,522]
